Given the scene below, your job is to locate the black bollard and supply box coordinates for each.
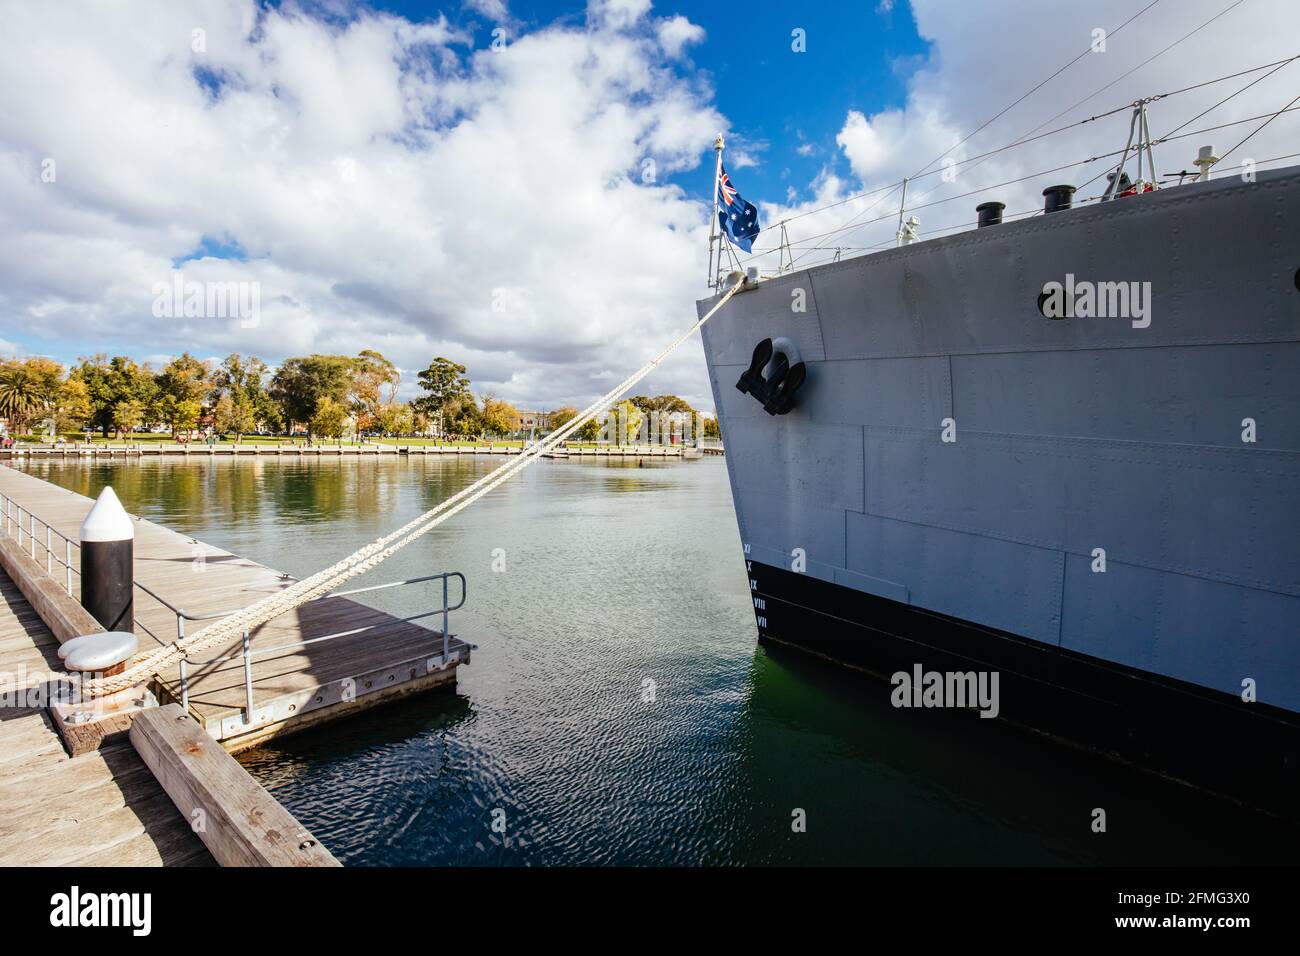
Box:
[79,486,134,632]
[976,201,1005,227]
[1042,184,1076,214]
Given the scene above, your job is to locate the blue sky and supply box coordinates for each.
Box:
[316,0,931,210]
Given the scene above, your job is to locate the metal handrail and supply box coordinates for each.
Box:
[132,577,246,627]
[174,571,467,719]
[0,491,212,628]
[0,490,77,596]
[0,489,469,726]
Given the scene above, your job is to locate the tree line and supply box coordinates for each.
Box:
[0,352,718,441]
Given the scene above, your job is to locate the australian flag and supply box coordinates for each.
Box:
[717,164,760,253]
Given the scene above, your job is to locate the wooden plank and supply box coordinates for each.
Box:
[73,821,214,867]
[130,704,339,866]
[0,566,212,867]
[0,791,181,867]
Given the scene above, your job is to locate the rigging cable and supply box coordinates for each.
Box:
[863,0,1253,254]
[906,0,1165,182]
[80,280,748,696]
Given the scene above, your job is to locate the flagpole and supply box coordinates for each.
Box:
[708,133,724,289]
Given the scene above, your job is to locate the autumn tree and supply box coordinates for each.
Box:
[373,402,413,436]
[309,396,350,439]
[549,406,579,434]
[111,399,144,439]
[55,377,92,434]
[351,350,399,432]
[480,395,518,437]
[609,400,642,444]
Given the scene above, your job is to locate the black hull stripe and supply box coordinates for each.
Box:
[747,559,1300,821]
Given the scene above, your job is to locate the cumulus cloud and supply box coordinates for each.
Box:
[657,14,705,59]
[589,0,653,31]
[466,0,510,20]
[0,0,720,409]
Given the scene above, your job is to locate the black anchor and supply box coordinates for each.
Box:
[736,337,806,416]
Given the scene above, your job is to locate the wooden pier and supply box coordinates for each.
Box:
[0,570,212,866]
[0,466,473,752]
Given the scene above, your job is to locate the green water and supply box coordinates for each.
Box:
[15,456,1300,865]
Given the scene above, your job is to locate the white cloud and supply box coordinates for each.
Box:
[588,0,653,31]
[466,0,510,20]
[0,0,725,411]
[657,14,704,59]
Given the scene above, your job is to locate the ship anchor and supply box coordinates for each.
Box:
[736,337,807,415]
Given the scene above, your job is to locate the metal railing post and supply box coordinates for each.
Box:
[442,574,450,663]
[45,526,52,573]
[64,540,72,595]
[242,630,254,724]
[15,506,22,549]
[179,658,190,712]
[29,514,36,560]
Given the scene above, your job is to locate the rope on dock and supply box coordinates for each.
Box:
[81,280,747,696]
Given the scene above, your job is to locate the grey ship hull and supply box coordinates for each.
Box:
[699,167,1300,813]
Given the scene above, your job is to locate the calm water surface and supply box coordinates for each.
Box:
[17,455,1300,865]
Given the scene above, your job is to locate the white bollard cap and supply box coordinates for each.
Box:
[79,486,134,542]
[62,631,138,672]
[58,633,103,661]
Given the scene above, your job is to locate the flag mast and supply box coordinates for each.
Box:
[708,132,724,289]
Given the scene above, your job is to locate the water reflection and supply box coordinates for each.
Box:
[18,455,1300,865]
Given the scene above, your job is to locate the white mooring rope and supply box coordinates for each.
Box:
[82,280,746,696]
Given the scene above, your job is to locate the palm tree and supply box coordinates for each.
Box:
[0,364,40,435]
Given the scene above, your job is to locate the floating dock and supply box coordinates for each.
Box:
[0,466,473,751]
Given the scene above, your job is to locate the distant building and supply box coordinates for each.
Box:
[511,409,551,432]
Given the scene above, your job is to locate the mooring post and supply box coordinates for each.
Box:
[78,486,134,632]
